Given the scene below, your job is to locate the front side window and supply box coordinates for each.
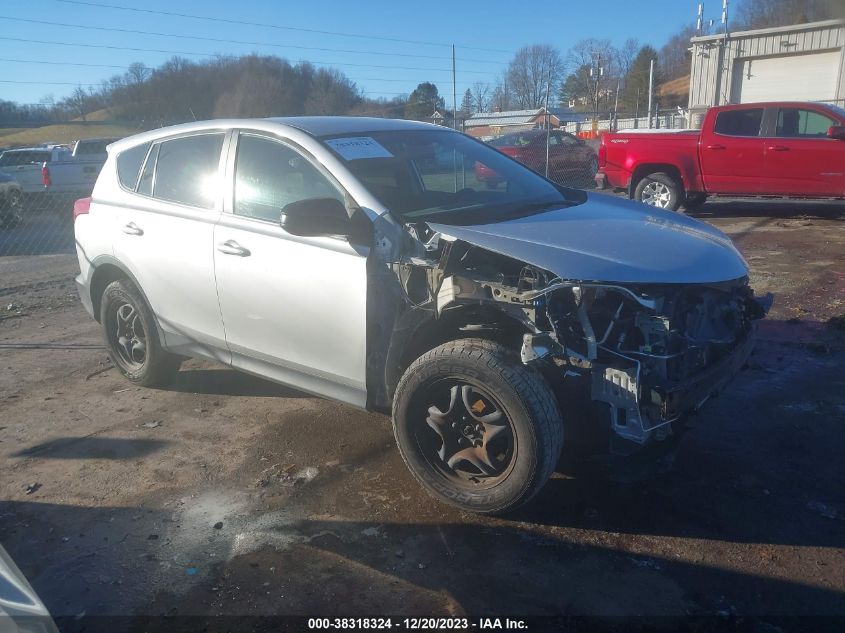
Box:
[775,108,835,138]
[234,134,342,223]
[321,130,584,225]
[714,109,764,137]
[558,133,579,146]
[152,134,225,209]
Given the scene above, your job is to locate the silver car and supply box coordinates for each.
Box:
[73,117,766,514]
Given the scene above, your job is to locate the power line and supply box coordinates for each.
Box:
[0,36,494,75]
[52,0,513,54]
[0,16,506,66]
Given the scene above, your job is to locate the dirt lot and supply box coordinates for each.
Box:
[1,200,844,628]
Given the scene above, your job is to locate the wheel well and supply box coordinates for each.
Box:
[89,264,129,322]
[386,305,528,400]
[629,164,685,198]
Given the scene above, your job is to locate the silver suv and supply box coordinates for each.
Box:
[74,117,766,514]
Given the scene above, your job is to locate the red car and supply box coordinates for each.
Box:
[596,101,845,211]
[476,130,598,187]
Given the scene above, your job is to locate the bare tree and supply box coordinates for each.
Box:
[67,87,89,121]
[506,44,565,110]
[563,39,619,113]
[615,38,640,79]
[490,78,513,111]
[471,81,490,113]
[659,25,696,80]
[735,0,841,29]
[125,62,150,86]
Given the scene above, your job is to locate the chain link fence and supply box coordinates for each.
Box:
[0,187,77,257]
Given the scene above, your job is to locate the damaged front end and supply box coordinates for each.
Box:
[391,233,769,454]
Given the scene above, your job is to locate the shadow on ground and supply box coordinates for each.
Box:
[11,437,168,460]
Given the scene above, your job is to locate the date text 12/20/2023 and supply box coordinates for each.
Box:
[307,617,529,630]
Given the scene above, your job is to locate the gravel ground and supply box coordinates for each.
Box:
[0,199,843,628]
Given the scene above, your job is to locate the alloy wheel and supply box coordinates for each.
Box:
[112,302,147,369]
[640,181,673,208]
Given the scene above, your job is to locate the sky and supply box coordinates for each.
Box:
[0,0,704,107]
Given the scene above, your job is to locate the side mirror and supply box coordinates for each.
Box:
[827,125,845,140]
[279,197,352,238]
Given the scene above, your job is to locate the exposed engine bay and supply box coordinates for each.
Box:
[386,227,769,451]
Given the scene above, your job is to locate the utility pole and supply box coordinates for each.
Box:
[590,53,603,134]
[647,58,655,129]
[544,65,552,178]
[452,45,458,130]
[612,79,620,131]
[635,87,640,126]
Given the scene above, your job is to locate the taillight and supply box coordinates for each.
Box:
[41,164,51,187]
[598,142,607,169]
[73,197,91,220]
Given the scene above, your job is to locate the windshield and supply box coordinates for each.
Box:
[824,103,845,121]
[320,129,584,225]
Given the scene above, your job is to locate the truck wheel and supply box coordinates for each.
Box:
[634,172,682,211]
[683,192,707,211]
[392,338,563,515]
[100,279,181,387]
[0,190,23,229]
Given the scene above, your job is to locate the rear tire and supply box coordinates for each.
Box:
[0,190,23,229]
[392,338,563,515]
[100,279,181,387]
[634,172,682,211]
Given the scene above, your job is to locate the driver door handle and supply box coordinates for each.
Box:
[122,222,143,236]
[706,144,726,150]
[767,145,790,151]
[217,239,251,257]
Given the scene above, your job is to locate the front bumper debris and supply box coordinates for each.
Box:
[591,326,757,447]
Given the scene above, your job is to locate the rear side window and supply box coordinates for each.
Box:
[152,134,225,209]
[116,142,150,190]
[714,109,764,137]
[77,140,111,155]
[0,151,49,167]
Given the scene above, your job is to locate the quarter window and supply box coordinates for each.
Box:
[775,108,835,138]
[234,134,342,223]
[116,142,150,190]
[714,109,764,137]
[152,134,225,209]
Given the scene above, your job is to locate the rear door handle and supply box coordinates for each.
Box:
[217,239,251,257]
[767,145,790,151]
[706,144,726,150]
[122,222,143,236]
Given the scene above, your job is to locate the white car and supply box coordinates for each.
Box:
[73,117,766,514]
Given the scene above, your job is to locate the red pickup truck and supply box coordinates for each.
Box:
[595,101,845,211]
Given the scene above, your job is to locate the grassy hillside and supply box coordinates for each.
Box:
[658,76,690,106]
[0,122,142,148]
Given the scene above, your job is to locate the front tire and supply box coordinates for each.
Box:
[100,279,181,387]
[392,338,563,515]
[634,172,682,211]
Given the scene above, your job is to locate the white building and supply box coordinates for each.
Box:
[688,19,845,122]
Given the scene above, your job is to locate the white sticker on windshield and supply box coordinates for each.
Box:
[325,137,393,160]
